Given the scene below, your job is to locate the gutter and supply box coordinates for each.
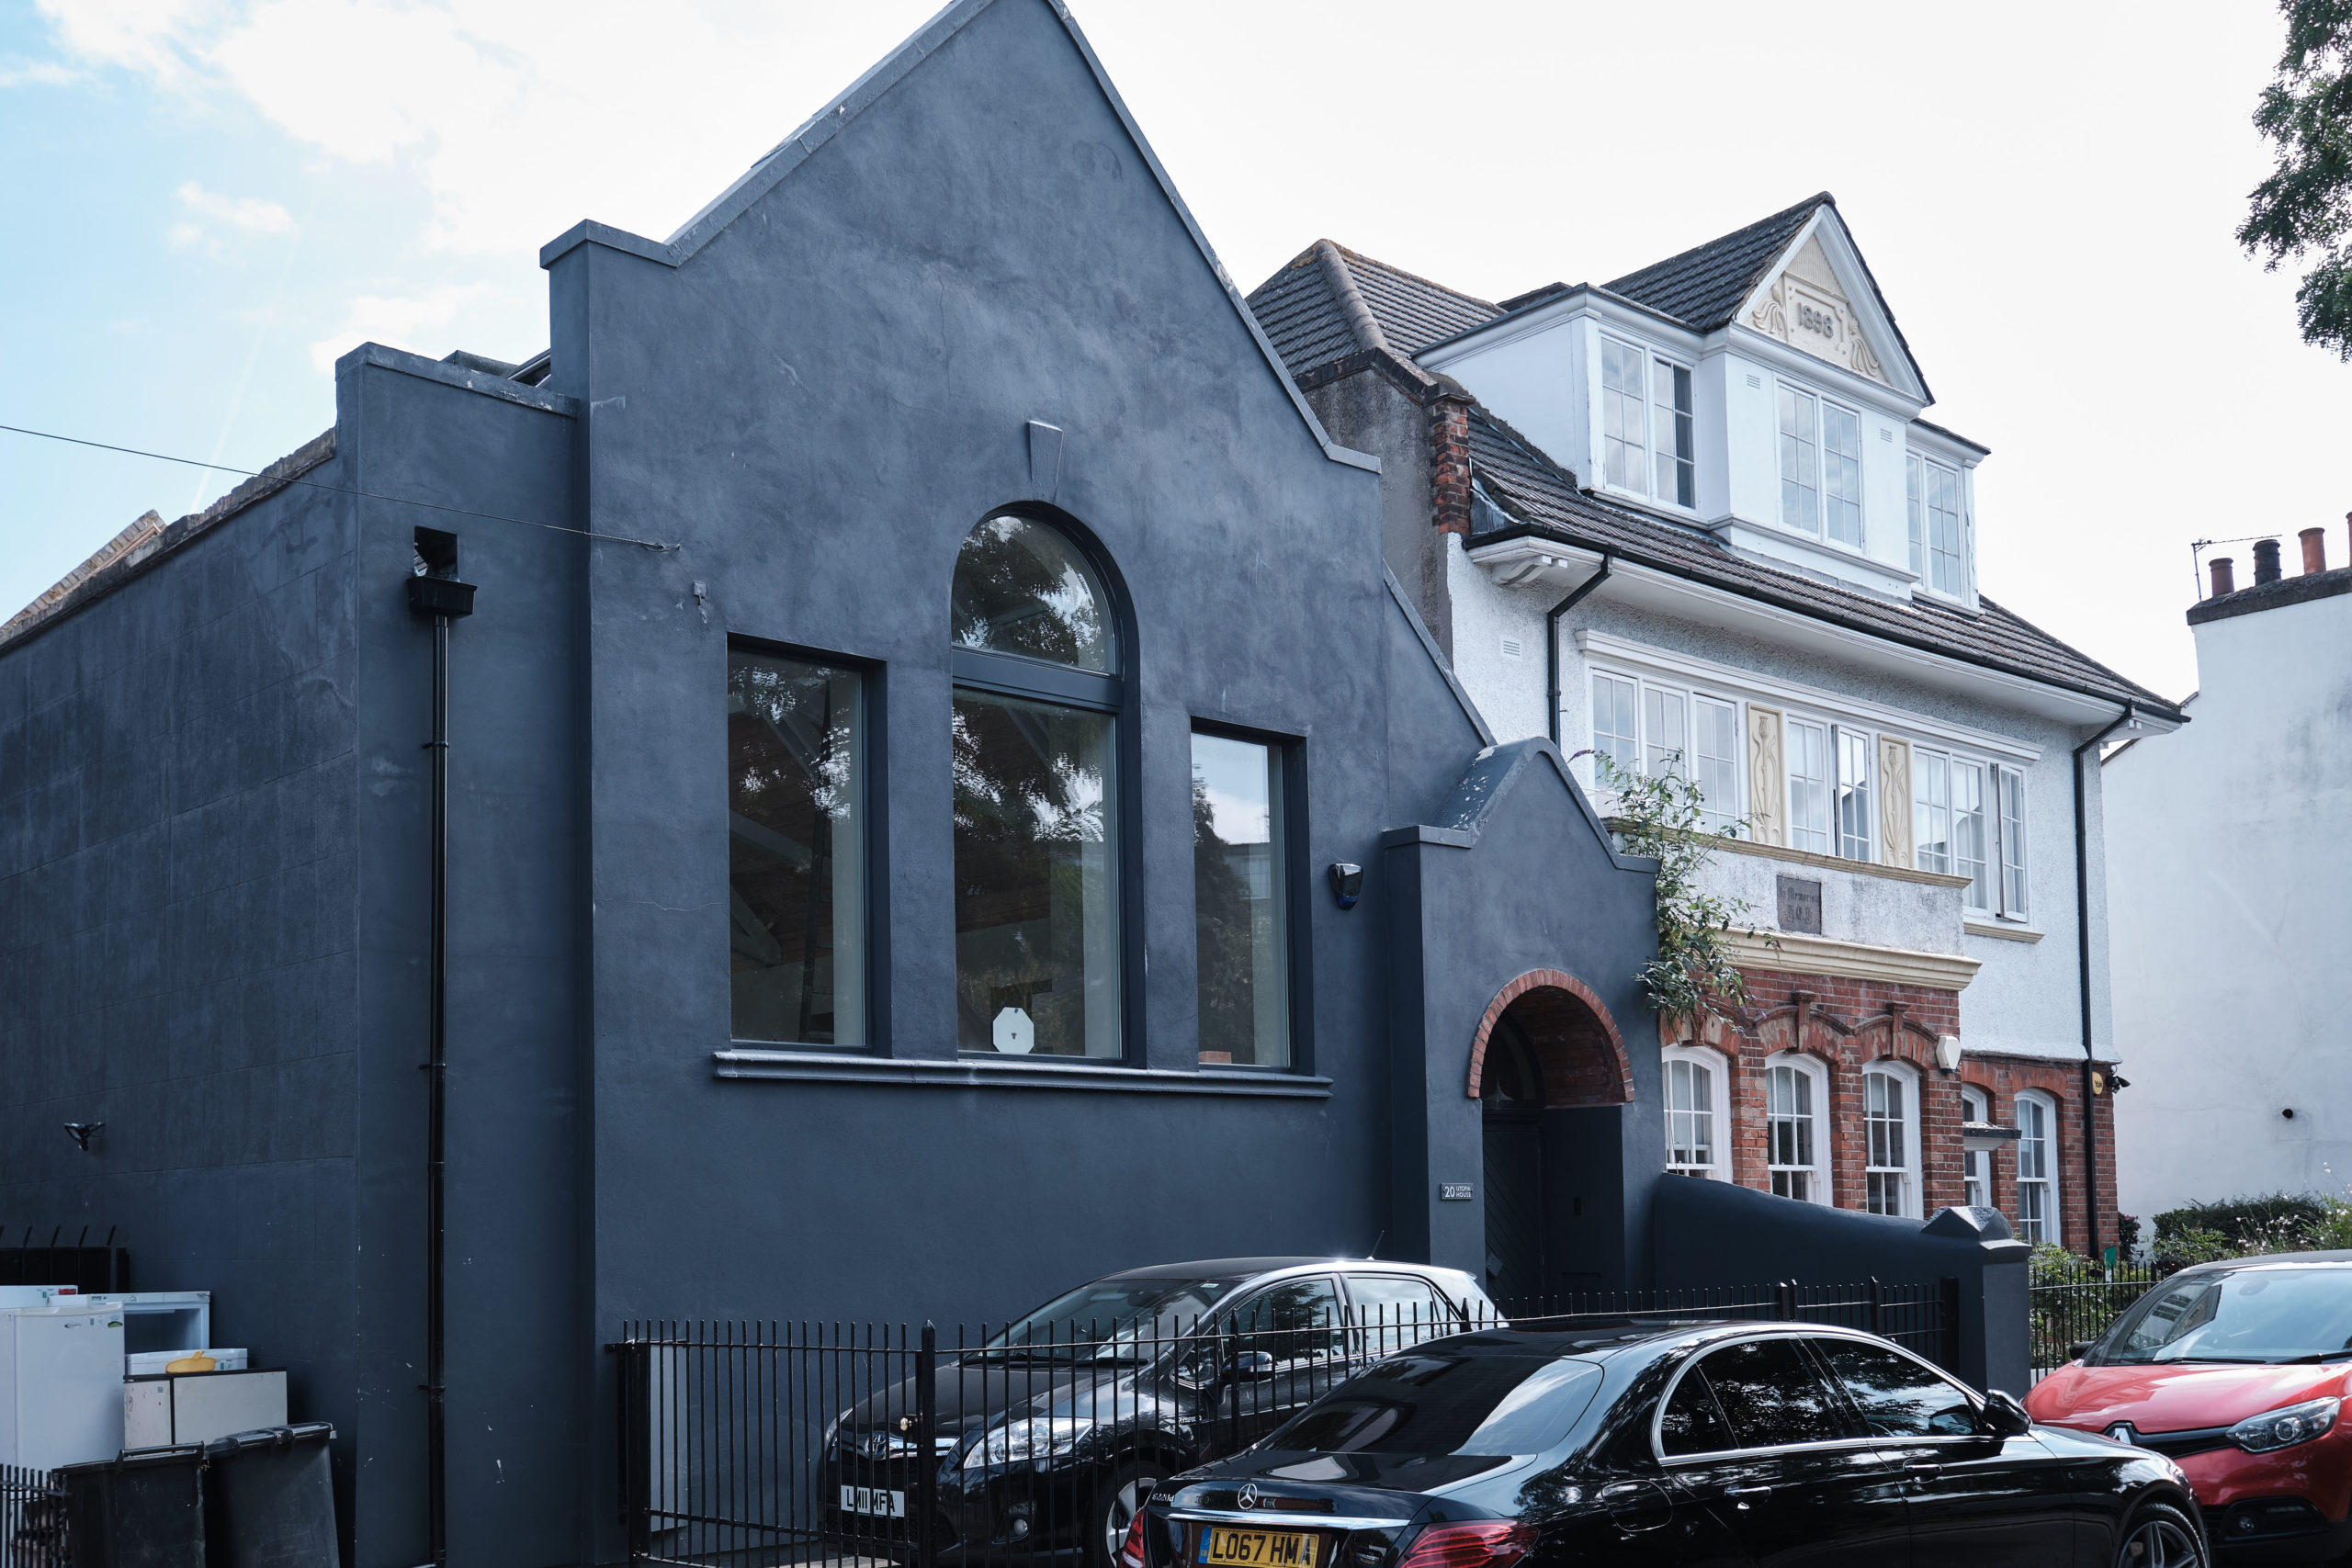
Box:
[2073,700,2138,1266]
[1545,555,1612,746]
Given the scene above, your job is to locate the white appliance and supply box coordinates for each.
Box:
[0,1287,73,1308]
[127,1348,248,1376]
[99,1291,211,1360]
[123,1368,287,1447]
[0,1303,127,1468]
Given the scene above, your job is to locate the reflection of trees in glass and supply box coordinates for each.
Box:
[951,515,1111,671]
[951,694,1113,1055]
[1193,774,1261,1062]
[728,653,858,1043]
[1691,1340,1842,1448]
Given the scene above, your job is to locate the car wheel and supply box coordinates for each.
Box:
[1092,1460,1170,1568]
[2116,1499,2206,1568]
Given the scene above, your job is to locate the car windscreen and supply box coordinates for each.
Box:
[977,1276,1247,1361]
[1265,1351,1602,1457]
[2097,1268,2352,1365]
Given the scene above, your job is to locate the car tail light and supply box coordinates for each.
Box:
[1395,1521,1536,1568]
[1120,1509,1148,1568]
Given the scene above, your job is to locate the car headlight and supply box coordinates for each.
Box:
[960,1417,1094,1470]
[2229,1397,2341,1453]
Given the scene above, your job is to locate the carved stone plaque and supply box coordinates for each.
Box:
[1776,874,1824,935]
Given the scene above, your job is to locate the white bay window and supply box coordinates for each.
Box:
[1600,334,1696,510]
[1914,748,2029,919]
[1787,717,1831,853]
[1693,697,1742,835]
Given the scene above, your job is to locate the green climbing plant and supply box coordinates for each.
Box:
[1595,753,1768,1028]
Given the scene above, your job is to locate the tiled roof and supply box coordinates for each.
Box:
[1464,410,2180,719]
[1248,242,1499,378]
[1601,193,1831,331]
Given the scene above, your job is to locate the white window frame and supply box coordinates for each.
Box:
[1692,694,1744,837]
[1644,683,1690,780]
[1833,723,1873,863]
[1765,1054,1830,1204]
[2015,1090,2059,1245]
[1913,747,2030,920]
[1662,1044,1727,1179]
[1597,333,1699,513]
[1914,453,1965,597]
[1820,398,1865,548]
[1905,453,1926,579]
[1960,1084,1990,1211]
[1786,716,1832,854]
[1589,665,1746,833]
[1777,381,1865,548]
[1863,1060,1922,1219]
[1591,671,1639,780]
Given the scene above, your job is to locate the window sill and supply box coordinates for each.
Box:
[1964,919,2043,944]
[712,1048,1333,1097]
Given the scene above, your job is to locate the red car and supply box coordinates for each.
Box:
[2029,1254,2352,1562]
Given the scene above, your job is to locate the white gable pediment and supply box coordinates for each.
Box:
[1736,212,1923,400]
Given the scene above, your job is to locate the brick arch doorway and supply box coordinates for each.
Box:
[1470,973,1634,1307]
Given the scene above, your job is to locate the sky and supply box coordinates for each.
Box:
[2,0,2344,702]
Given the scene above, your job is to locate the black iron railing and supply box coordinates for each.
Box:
[612,1279,1956,1568]
[2,1464,67,1568]
[2030,1264,2162,1382]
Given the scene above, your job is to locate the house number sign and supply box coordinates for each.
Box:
[1440,1182,1474,1201]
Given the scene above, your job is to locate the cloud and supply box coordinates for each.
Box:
[0,55,85,85]
[175,179,295,234]
[308,283,485,370]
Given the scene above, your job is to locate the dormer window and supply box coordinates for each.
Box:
[1778,383,1863,547]
[1600,333,1694,509]
[1906,452,1965,595]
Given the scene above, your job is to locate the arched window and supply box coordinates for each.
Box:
[2015,1091,2060,1244]
[1960,1084,1991,1209]
[1766,1055,1830,1203]
[950,513,1125,1059]
[1662,1045,1725,1179]
[1863,1060,1921,1218]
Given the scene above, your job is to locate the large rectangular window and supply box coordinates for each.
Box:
[1600,337,1647,492]
[1822,401,1863,547]
[1694,696,1742,836]
[1653,357,1695,507]
[1191,731,1290,1068]
[952,692,1121,1057]
[1787,717,1831,854]
[1591,671,1639,776]
[1951,760,1989,911]
[1644,685,1688,778]
[728,649,865,1046]
[1778,385,1820,533]
[1834,726,1872,862]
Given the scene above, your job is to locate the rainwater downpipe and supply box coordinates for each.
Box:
[2072,699,2136,1269]
[407,530,476,1568]
[1544,554,1613,747]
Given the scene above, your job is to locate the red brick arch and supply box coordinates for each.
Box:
[1464,969,1635,1107]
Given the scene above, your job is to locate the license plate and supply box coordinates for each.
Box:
[840,1485,906,1518]
[1198,1527,1319,1568]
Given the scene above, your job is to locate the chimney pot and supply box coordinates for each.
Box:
[2254,538,2283,584]
[2302,527,2329,575]
[2210,556,2236,598]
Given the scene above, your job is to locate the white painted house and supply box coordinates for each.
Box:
[2108,529,2352,1222]
[1250,195,2185,1265]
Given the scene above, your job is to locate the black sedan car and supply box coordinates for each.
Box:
[821,1258,1495,1567]
[1136,1322,2209,1568]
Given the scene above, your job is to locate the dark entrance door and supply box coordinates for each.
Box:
[1479,1018,1546,1307]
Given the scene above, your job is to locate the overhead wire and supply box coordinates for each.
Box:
[0,420,673,552]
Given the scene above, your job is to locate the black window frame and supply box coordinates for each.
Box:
[949,504,1142,1066]
[1186,718,1312,1076]
[724,635,889,1054]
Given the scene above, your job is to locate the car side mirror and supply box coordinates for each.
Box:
[1235,1350,1277,1379]
[2069,1341,2097,1362]
[1980,1390,2032,1437]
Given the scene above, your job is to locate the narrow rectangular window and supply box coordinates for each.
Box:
[1834,725,1872,862]
[1905,453,1926,578]
[2016,1096,2054,1244]
[1653,358,1695,507]
[1591,671,1639,776]
[1926,461,1964,595]
[1600,337,1647,493]
[1951,761,1990,910]
[953,691,1121,1057]
[1767,1064,1817,1201]
[1191,731,1290,1068]
[1693,696,1742,836]
[1778,385,1819,533]
[728,648,865,1047]
[1961,1086,1990,1210]
[1666,1057,1716,1175]
[1913,749,1951,874]
[1996,765,2029,919]
[1822,401,1863,547]
[1645,684,1688,778]
[1786,717,1831,853]
[1864,1070,1909,1216]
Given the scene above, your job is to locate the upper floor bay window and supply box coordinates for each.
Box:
[1767,1056,1828,1202]
[1778,386,1819,532]
[1822,403,1863,547]
[1961,1084,1990,1209]
[1592,671,1640,775]
[951,513,1124,1058]
[1191,729,1291,1067]
[1645,685,1687,778]
[1914,748,2029,919]
[729,648,866,1046]
[1693,697,1741,835]
[1787,717,1831,854]
[2016,1091,2058,1243]
[1590,669,1743,833]
[1663,1046,1724,1179]
[1864,1063,1920,1218]
[1600,334,1695,509]
[1835,727,1872,862]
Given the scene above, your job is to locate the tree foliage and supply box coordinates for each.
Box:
[1597,754,1765,1027]
[2241,0,2352,356]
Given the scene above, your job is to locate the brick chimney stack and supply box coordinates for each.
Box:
[2254,538,2283,584]
[2302,527,2328,575]
[1430,390,1474,538]
[2210,557,2236,597]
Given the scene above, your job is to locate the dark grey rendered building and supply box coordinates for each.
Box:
[0,3,1690,1563]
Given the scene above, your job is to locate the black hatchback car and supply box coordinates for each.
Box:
[821,1258,1495,1567]
[1138,1322,2210,1568]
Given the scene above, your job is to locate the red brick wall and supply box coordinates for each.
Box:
[1429,392,1473,537]
[1665,966,2116,1256]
